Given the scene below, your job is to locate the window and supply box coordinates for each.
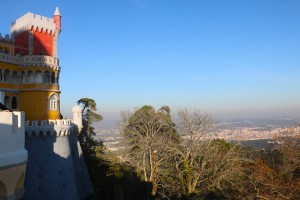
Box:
[4,96,10,109]
[11,96,17,109]
[34,71,43,83]
[49,94,58,110]
[44,71,50,83]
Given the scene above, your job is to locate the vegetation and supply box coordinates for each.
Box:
[78,100,300,200]
[78,99,149,200]
[77,98,103,140]
[120,105,179,196]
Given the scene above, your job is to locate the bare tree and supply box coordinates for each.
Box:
[172,109,212,195]
[120,105,178,196]
[168,109,245,198]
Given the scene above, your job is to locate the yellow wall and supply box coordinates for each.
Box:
[0,62,19,70]
[0,60,61,121]
[0,41,14,55]
[19,91,60,121]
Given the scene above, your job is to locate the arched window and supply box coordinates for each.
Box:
[0,91,4,103]
[15,172,25,199]
[11,96,17,110]
[34,71,43,83]
[0,181,7,197]
[49,94,58,110]
[21,71,26,83]
[51,72,55,83]
[4,69,10,82]
[11,71,18,83]
[4,96,10,109]
[27,71,34,83]
[44,71,50,83]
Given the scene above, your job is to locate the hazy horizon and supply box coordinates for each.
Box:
[2,0,300,121]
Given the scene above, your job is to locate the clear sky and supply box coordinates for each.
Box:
[1,0,300,124]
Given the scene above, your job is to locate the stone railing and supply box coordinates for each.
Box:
[0,52,19,64]
[0,52,59,67]
[19,55,59,67]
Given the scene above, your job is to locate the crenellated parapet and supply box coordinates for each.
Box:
[0,33,12,42]
[11,12,57,38]
[25,119,76,138]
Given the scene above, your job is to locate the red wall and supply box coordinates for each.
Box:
[33,28,53,56]
[14,27,54,56]
[14,31,29,55]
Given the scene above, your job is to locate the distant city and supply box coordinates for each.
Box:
[94,116,300,151]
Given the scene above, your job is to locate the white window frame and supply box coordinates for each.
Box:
[49,94,58,110]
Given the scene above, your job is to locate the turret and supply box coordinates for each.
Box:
[72,105,83,133]
[53,7,61,33]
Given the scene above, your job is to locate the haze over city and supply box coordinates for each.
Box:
[2,0,300,127]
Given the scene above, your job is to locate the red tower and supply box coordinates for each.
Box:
[8,7,62,120]
[53,7,62,33]
[12,7,62,57]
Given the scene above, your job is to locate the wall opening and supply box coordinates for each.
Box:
[34,71,43,83]
[0,181,7,198]
[15,172,25,200]
[11,96,17,110]
[4,96,10,109]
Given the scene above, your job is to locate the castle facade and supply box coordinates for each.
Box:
[0,7,93,200]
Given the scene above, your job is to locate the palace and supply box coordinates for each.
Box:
[0,7,61,121]
[0,8,92,200]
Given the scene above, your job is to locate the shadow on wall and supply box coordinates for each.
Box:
[23,129,93,200]
[0,115,27,200]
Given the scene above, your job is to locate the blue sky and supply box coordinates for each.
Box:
[1,0,300,123]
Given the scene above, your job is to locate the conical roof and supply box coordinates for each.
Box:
[54,6,61,16]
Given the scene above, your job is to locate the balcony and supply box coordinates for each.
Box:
[19,55,59,67]
[0,52,59,67]
[0,52,19,64]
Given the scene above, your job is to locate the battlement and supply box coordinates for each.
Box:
[0,112,27,167]
[0,33,12,42]
[25,119,76,138]
[11,12,56,37]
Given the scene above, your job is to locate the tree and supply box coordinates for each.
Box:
[77,98,103,140]
[120,105,179,196]
[76,98,150,200]
[172,109,213,196]
[166,109,245,199]
[248,134,300,200]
